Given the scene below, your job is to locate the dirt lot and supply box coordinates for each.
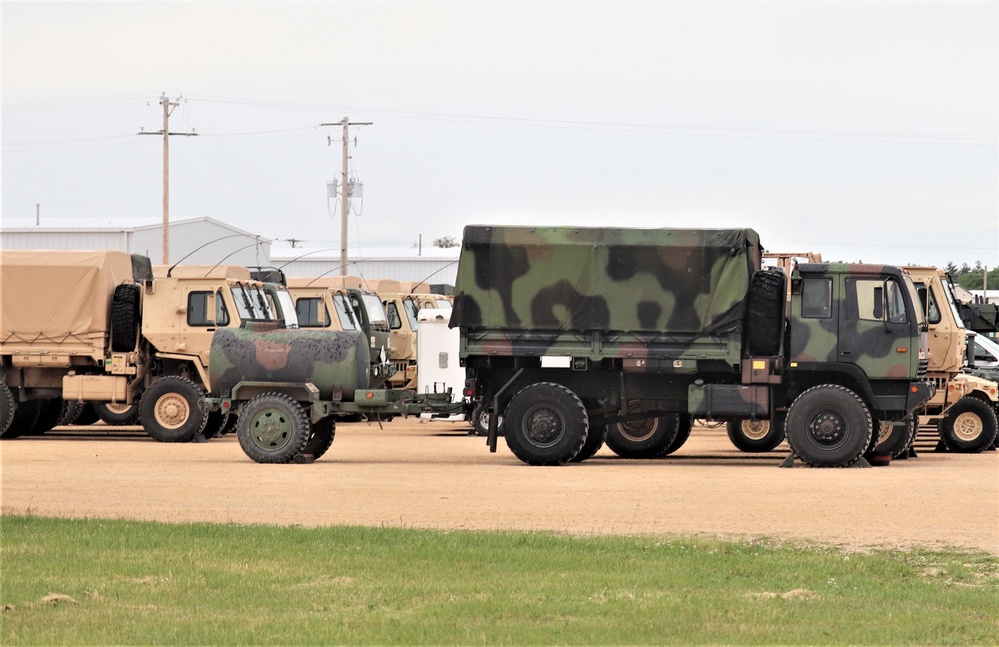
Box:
[2,419,997,555]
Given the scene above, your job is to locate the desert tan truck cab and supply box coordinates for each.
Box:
[286,276,394,388]
[0,252,298,442]
[905,266,999,452]
[370,278,452,390]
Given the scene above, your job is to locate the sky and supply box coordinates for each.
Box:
[2,1,998,269]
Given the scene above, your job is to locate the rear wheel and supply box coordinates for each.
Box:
[301,417,336,460]
[726,413,785,453]
[2,400,40,439]
[29,399,65,435]
[659,414,693,456]
[95,402,140,425]
[0,384,16,434]
[865,415,916,465]
[606,401,679,459]
[504,382,588,466]
[140,376,208,442]
[938,397,998,453]
[237,393,310,463]
[201,409,231,440]
[785,385,872,467]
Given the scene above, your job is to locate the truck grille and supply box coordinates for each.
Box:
[917,359,929,381]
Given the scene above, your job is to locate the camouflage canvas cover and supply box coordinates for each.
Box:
[0,250,135,356]
[450,226,762,335]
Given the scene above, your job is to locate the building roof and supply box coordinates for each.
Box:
[1,216,268,241]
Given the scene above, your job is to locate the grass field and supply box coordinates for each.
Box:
[2,515,997,645]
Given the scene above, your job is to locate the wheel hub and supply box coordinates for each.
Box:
[154,394,189,430]
[742,420,770,441]
[526,409,562,444]
[251,409,292,448]
[808,411,845,447]
[952,412,983,441]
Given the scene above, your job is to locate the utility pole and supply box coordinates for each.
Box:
[138,93,197,264]
[322,117,372,275]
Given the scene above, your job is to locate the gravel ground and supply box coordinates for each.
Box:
[2,419,997,554]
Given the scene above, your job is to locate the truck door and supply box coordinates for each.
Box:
[838,276,914,380]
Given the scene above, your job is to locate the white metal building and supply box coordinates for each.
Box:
[0,216,272,267]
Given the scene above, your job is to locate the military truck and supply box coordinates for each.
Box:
[285,276,394,389]
[370,278,452,390]
[905,267,998,453]
[0,251,299,442]
[450,226,934,467]
[205,325,464,463]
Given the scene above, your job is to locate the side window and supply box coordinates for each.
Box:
[187,291,213,326]
[295,297,329,328]
[924,287,941,324]
[386,302,403,330]
[215,291,230,326]
[847,278,908,323]
[800,279,831,318]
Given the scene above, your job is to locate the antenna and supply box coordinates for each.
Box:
[166,234,245,277]
[206,242,262,277]
[410,261,459,293]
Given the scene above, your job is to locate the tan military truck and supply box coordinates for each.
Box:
[369,278,452,390]
[285,276,394,389]
[0,251,298,442]
[906,266,998,453]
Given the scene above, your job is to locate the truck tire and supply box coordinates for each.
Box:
[201,409,230,440]
[301,417,336,460]
[237,393,311,463]
[570,423,607,463]
[504,382,588,466]
[95,402,140,425]
[746,269,785,356]
[2,399,40,439]
[659,414,693,456]
[140,376,208,443]
[726,414,785,453]
[29,399,65,435]
[606,401,679,459]
[471,402,501,437]
[72,403,101,426]
[864,415,916,465]
[938,397,998,453]
[785,385,872,467]
[0,384,15,434]
[110,283,140,352]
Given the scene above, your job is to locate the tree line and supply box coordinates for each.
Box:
[944,262,999,291]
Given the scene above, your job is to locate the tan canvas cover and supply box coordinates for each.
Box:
[1,250,135,352]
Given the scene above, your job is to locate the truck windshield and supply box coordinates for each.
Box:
[362,294,389,331]
[272,288,299,329]
[332,293,359,330]
[403,297,421,331]
[901,275,926,326]
[231,284,277,321]
[940,278,965,330]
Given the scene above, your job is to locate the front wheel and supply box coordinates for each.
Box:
[785,385,872,467]
[237,393,310,463]
[140,376,207,442]
[504,382,588,466]
[938,397,998,453]
[301,417,336,460]
[726,414,785,453]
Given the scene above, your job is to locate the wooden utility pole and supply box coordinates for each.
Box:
[322,117,371,275]
[138,93,197,264]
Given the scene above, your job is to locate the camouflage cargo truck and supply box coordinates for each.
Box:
[905,266,998,452]
[0,252,299,442]
[450,225,935,467]
[205,326,463,464]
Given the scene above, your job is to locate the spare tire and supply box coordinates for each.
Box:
[746,269,785,356]
[111,283,140,352]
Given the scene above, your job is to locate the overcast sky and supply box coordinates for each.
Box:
[3,1,997,269]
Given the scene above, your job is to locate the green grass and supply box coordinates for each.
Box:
[1,515,997,645]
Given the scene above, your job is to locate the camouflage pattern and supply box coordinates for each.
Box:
[451,226,761,366]
[788,263,926,382]
[208,326,369,401]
